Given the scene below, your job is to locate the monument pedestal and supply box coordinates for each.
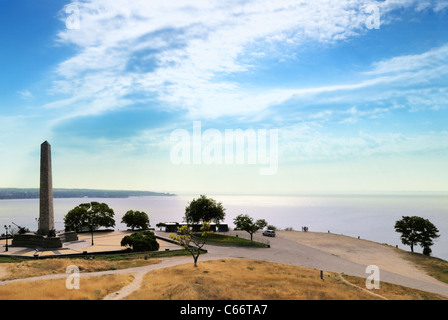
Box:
[12,233,63,249]
[58,231,79,242]
[11,231,79,249]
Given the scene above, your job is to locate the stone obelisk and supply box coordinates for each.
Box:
[38,141,54,234]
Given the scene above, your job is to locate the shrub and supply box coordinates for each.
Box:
[47,229,56,238]
[423,247,432,256]
[121,231,159,252]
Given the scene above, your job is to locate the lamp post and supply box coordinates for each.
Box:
[4,225,11,252]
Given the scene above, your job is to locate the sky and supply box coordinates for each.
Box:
[1,0,448,195]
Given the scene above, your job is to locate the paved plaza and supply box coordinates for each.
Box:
[0,231,182,257]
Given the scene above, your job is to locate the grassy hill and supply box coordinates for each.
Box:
[0,256,446,300]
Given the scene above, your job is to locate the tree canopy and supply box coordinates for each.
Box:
[394,216,440,256]
[64,202,115,232]
[121,230,159,252]
[233,214,268,242]
[64,202,115,245]
[121,210,150,230]
[184,195,226,225]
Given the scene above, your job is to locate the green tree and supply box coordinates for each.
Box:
[121,210,150,230]
[233,214,268,242]
[169,221,212,267]
[64,202,115,245]
[64,204,89,233]
[394,216,440,256]
[121,231,159,252]
[184,195,226,226]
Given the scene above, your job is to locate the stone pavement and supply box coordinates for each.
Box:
[0,231,182,257]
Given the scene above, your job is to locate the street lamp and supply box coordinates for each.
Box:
[4,225,11,252]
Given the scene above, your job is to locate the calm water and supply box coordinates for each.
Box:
[1,194,447,260]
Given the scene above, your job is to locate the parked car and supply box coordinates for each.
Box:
[262,230,276,237]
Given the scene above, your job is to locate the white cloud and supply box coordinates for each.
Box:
[50,0,396,120]
[365,44,448,75]
[17,90,33,99]
[45,0,448,126]
[434,0,448,12]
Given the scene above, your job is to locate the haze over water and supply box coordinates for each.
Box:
[1,194,447,261]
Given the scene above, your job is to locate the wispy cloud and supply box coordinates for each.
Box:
[49,0,409,121]
[41,0,448,169]
[17,90,33,99]
[365,44,448,75]
[46,0,448,125]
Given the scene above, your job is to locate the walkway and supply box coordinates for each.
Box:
[0,231,181,257]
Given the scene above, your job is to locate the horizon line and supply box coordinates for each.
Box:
[1,187,447,197]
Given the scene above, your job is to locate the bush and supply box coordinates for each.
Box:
[121,231,159,252]
[47,229,56,238]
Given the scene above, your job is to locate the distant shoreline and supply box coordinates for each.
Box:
[2,189,447,200]
[0,188,175,200]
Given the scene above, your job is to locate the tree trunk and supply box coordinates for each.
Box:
[410,243,414,253]
[193,255,199,267]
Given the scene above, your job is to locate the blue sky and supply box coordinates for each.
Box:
[1,0,448,195]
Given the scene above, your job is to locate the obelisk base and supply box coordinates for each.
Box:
[11,231,78,249]
[12,234,63,249]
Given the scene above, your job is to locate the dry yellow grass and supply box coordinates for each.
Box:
[341,274,446,300]
[0,274,134,300]
[0,257,160,281]
[126,259,440,300]
[1,259,445,300]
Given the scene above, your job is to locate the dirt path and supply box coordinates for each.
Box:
[338,274,388,300]
[103,271,145,300]
[101,257,191,300]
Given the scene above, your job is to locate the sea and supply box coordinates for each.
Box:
[0,194,447,261]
